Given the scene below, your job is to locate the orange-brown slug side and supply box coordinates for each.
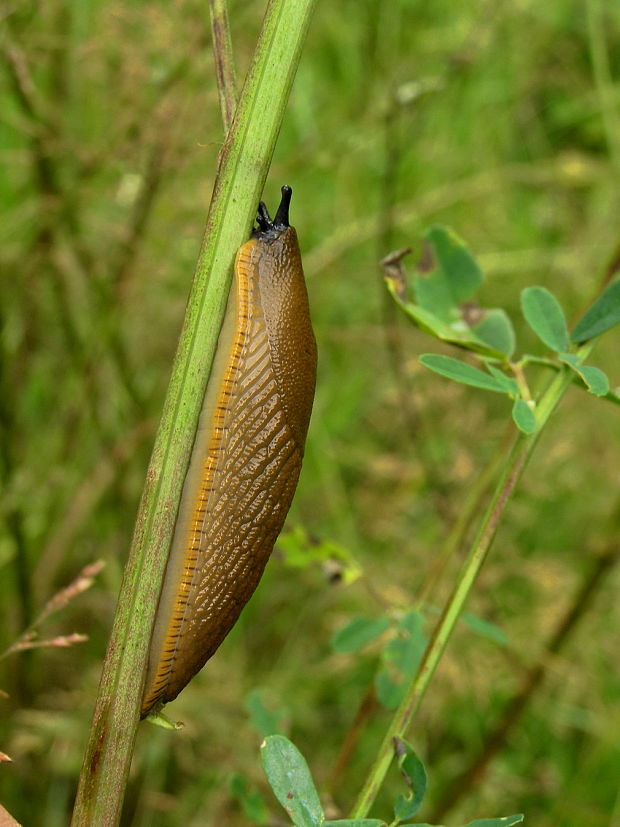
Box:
[141,186,317,717]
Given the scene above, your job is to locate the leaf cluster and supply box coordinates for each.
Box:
[385,227,620,434]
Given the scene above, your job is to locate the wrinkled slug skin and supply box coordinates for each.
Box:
[141,211,317,717]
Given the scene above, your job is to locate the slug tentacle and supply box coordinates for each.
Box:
[141,187,316,718]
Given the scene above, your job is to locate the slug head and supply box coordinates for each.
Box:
[253,185,292,242]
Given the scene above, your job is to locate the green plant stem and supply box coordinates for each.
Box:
[350,358,585,819]
[209,0,238,133]
[70,2,317,825]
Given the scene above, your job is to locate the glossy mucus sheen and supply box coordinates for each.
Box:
[141,187,317,717]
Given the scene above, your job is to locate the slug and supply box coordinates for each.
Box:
[141,186,317,718]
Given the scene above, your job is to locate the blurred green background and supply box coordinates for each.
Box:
[1,0,619,825]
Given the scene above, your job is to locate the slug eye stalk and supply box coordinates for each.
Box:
[141,186,317,718]
[254,185,292,239]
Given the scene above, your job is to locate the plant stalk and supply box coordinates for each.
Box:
[208,0,238,133]
[350,359,582,818]
[71,1,317,824]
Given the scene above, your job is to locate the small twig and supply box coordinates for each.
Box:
[0,560,104,661]
[35,560,106,628]
[2,633,89,658]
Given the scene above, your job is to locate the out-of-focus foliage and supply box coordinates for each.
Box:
[1,0,619,825]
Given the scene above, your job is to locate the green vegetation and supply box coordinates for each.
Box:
[1,1,619,825]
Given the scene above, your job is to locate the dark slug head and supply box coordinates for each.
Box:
[253,185,292,242]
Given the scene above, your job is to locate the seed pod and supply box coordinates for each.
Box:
[141,186,317,717]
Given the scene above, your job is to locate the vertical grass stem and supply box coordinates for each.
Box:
[71,1,317,824]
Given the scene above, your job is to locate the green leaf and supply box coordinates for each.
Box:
[461,612,508,646]
[386,278,512,359]
[245,690,285,737]
[571,280,620,342]
[511,398,537,434]
[331,616,390,654]
[393,738,428,821]
[520,286,569,352]
[577,366,609,397]
[471,309,516,357]
[462,816,524,827]
[260,736,323,827]
[324,821,386,826]
[412,230,481,318]
[413,226,483,319]
[558,353,610,397]
[420,354,513,393]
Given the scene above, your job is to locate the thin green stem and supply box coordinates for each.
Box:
[209,0,238,133]
[70,1,317,825]
[509,361,532,402]
[350,357,584,819]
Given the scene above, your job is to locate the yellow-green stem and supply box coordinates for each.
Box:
[208,0,238,133]
[71,1,317,824]
[350,353,587,819]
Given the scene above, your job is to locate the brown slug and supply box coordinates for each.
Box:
[141,186,317,718]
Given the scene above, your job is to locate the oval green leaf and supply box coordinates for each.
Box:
[260,736,323,827]
[420,354,512,393]
[571,280,620,343]
[330,616,390,654]
[512,398,537,434]
[558,353,610,397]
[579,365,610,396]
[414,226,483,319]
[471,309,516,357]
[520,286,569,352]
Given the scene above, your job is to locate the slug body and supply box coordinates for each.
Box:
[141,187,316,717]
